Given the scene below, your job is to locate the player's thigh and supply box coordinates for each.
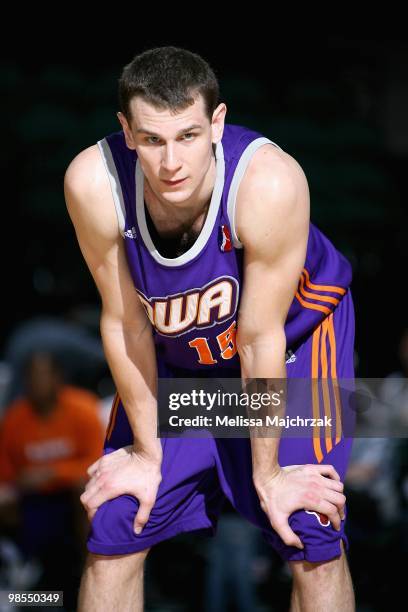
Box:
[87,398,224,555]
[280,290,356,477]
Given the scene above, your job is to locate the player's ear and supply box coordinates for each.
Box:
[117,111,136,150]
[211,102,227,145]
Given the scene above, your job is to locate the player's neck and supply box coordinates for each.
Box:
[143,151,216,233]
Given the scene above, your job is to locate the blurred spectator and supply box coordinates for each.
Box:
[344,350,407,608]
[345,378,401,526]
[204,500,260,612]
[376,328,408,429]
[1,308,107,408]
[0,363,12,413]
[0,350,105,610]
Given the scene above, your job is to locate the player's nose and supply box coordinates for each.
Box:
[161,145,182,173]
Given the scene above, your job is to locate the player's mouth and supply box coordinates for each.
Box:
[162,178,187,186]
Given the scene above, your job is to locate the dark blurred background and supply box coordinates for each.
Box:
[1,33,407,611]
[1,34,407,375]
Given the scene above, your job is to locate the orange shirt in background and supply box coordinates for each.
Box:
[0,385,105,493]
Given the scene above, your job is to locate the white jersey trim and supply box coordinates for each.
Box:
[97,138,127,234]
[135,140,225,267]
[226,137,282,249]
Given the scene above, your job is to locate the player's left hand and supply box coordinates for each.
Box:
[80,444,162,534]
[253,463,346,549]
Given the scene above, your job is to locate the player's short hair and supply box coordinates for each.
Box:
[118,46,220,126]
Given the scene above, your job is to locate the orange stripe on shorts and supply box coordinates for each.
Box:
[320,318,333,454]
[296,291,332,315]
[303,267,347,295]
[327,313,342,445]
[311,324,324,463]
[299,273,341,307]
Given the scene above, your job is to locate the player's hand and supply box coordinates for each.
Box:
[80,445,162,534]
[253,464,346,549]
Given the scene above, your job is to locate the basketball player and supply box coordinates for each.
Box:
[64,46,355,611]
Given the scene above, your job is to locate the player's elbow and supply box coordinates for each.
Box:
[100,310,150,341]
[236,326,286,362]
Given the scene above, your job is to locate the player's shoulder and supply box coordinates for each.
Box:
[242,141,308,193]
[235,142,310,247]
[64,142,119,241]
[64,143,106,195]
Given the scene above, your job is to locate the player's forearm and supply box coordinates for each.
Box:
[100,316,162,462]
[238,331,287,480]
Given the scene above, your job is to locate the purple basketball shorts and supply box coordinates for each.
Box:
[87,289,355,563]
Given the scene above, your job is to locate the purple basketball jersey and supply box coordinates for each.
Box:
[87,124,355,563]
[97,124,352,372]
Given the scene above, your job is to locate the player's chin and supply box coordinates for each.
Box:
[162,192,192,206]
[162,185,190,197]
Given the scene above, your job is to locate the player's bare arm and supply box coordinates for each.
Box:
[64,145,162,533]
[235,145,346,548]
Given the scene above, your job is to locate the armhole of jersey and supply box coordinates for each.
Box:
[226,137,282,249]
[97,138,126,236]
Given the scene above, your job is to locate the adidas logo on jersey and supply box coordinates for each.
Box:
[122,226,137,239]
[285,349,297,364]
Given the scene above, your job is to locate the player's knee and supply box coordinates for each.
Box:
[289,541,347,585]
[83,548,151,582]
[78,549,151,610]
[290,557,336,583]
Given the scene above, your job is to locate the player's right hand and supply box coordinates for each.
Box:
[253,463,346,550]
[80,445,162,535]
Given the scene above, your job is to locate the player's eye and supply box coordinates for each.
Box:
[145,133,196,144]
